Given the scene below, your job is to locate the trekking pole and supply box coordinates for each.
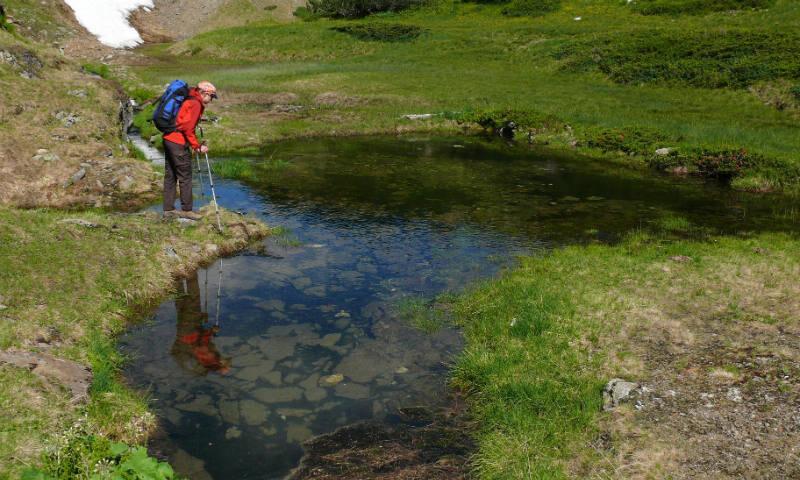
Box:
[214,260,223,327]
[195,151,205,197]
[204,148,224,234]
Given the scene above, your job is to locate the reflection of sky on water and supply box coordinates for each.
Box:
[126,136,797,480]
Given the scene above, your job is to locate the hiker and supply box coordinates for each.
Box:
[162,80,217,220]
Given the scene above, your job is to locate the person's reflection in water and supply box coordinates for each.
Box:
[171,272,231,375]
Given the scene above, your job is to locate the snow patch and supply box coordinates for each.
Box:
[64,0,154,49]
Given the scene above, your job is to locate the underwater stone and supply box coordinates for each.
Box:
[320,373,344,387]
[334,382,371,400]
[252,387,303,403]
[240,399,269,425]
[219,399,240,424]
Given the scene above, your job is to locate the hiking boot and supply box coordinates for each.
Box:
[177,210,203,221]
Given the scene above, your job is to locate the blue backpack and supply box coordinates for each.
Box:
[152,80,192,134]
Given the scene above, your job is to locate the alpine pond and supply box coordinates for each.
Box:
[120,136,797,479]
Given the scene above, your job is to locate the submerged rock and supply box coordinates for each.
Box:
[240,399,269,425]
[320,373,344,387]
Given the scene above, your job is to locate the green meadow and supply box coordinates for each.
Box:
[132,0,800,191]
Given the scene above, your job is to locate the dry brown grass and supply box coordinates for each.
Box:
[578,237,800,479]
[0,34,158,209]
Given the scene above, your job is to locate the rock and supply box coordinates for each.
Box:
[205,244,219,254]
[36,148,48,155]
[177,218,197,226]
[33,152,60,162]
[727,387,743,403]
[319,333,341,348]
[176,395,215,416]
[402,113,435,120]
[225,426,242,440]
[219,399,240,424]
[602,378,640,411]
[240,399,269,425]
[395,366,409,374]
[0,349,92,403]
[334,310,351,319]
[252,387,303,403]
[58,218,97,228]
[118,175,135,192]
[320,374,344,387]
[670,255,692,263]
[655,147,673,156]
[335,382,370,400]
[68,89,87,98]
[70,168,86,183]
[286,423,313,443]
[165,246,179,260]
[54,110,79,127]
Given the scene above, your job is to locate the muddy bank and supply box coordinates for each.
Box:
[289,398,474,480]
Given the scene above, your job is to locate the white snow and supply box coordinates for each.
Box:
[64,0,154,49]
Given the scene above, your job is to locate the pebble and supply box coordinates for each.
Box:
[320,373,344,387]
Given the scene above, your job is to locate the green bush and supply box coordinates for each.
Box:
[584,126,668,155]
[81,63,111,79]
[451,107,565,132]
[1,5,15,33]
[307,0,425,19]
[629,0,775,16]
[790,84,800,101]
[694,148,761,178]
[332,23,425,42]
[557,28,800,88]
[502,0,560,17]
[293,6,319,20]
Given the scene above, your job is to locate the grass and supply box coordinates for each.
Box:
[0,207,269,477]
[128,0,800,192]
[451,223,800,477]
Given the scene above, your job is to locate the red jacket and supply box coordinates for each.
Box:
[163,88,204,150]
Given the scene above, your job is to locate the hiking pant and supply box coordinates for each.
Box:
[163,139,193,212]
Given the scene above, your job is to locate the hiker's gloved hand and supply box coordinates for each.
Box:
[199,145,209,154]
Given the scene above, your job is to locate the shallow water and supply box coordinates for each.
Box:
[121,136,796,479]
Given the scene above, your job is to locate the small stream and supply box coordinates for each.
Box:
[120,135,797,479]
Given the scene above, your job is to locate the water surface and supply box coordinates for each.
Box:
[121,136,796,479]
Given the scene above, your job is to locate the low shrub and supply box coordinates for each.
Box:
[81,62,111,79]
[694,148,761,178]
[584,126,668,155]
[629,0,775,16]
[791,84,800,101]
[556,28,800,88]
[647,147,766,180]
[293,6,319,20]
[307,0,425,19]
[502,0,561,17]
[332,23,425,42]
[1,5,15,33]
[451,107,565,132]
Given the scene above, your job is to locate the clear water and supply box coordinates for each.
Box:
[121,136,797,479]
